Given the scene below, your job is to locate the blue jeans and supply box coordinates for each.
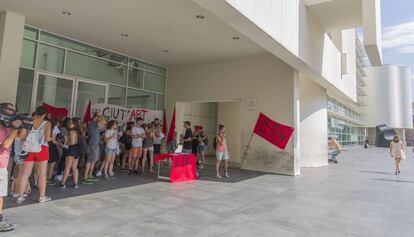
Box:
[329,150,340,161]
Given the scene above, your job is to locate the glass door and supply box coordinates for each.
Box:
[34,73,74,114]
[74,80,107,118]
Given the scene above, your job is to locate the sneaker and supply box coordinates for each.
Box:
[0,219,16,232]
[225,172,230,178]
[16,197,25,204]
[333,160,338,164]
[87,177,98,182]
[110,175,116,180]
[72,184,79,189]
[216,174,222,179]
[199,164,204,169]
[12,193,19,198]
[46,180,55,185]
[104,175,111,180]
[39,196,52,203]
[120,168,126,172]
[55,174,63,182]
[81,179,93,185]
[59,183,66,189]
[96,171,102,177]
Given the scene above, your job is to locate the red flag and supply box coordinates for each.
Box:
[253,113,294,150]
[83,101,92,124]
[166,107,176,145]
[42,103,68,119]
[163,109,167,134]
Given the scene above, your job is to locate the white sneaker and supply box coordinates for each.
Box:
[216,174,222,179]
[96,171,102,177]
[55,174,63,182]
[225,172,230,178]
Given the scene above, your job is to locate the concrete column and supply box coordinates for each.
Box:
[0,11,25,104]
[299,74,328,168]
[293,71,301,175]
[402,129,406,145]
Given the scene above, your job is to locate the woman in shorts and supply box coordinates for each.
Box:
[17,106,52,204]
[120,122,134,172]
[142,124,156,175]
[215,124,230,179]
[103,120,119,179]
[59,119,80,189]
[130,118,145,175]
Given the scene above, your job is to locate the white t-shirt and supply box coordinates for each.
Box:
[155,132,165,145]
[52,126,61,137]
[105,129,118,149]
[132,127,145,147]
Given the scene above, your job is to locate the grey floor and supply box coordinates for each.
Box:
[3,147,414,236]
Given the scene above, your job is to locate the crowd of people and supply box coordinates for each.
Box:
[0,102,231,232]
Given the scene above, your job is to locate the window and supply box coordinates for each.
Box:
[20,39,37,68]
[128,68,144,89]
[65,51,127,85]
[109,85,126,106]
[129,58,166,75]
[16,68,34,113]
[126,89,156,109]
[37,44,65,73]
[23,26,38,40]
[157,94,165,110]
[144,72,166,93]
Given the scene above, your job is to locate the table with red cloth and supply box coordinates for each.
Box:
[155,153,197,183]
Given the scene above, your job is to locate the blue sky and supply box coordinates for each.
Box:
[381,0,414,75]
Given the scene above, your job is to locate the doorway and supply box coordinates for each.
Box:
[32,72,107,117]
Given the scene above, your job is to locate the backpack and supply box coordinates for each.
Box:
[22,121,47,153]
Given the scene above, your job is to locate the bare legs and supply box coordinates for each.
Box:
[18,160,48,202]
[395,158,401,174]
[103,152,116,177]
[142,149,154,174]
[61,156,79,186]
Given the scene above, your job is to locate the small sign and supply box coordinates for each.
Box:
[245,98,257,111]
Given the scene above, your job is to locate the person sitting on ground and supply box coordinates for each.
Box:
[328,136,342,164]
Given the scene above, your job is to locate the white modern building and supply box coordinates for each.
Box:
[0,0,412,175]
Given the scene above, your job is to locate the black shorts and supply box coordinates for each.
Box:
[153,144,161,155]
[48,142,60,164]
[64,145,79,159]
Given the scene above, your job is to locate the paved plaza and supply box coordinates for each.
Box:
[3,147,414,236]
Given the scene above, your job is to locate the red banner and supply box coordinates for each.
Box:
[83,101,92,124]
[166,107,176,145]
[42,103,68,119]
[253,113,294,150]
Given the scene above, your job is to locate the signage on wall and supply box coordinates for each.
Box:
[92,103,163,127]
[245,98,257,111]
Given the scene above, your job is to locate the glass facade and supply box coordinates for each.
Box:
[16,26,166,115]
[328,96,365,146]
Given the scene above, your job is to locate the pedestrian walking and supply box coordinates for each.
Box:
[390,135,405,175]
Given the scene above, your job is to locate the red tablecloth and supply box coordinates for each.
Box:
[155,153,197,183]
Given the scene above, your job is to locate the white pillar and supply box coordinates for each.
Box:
[293,70,301,175]
[402,129,406,145]
[0,11,25,104]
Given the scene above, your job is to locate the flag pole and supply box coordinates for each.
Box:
[240,132,254,169]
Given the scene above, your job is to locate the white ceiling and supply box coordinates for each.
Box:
[0,0,266,66]
[306,0,363,31]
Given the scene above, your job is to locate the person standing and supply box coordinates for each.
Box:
[81,113,103,184]
[103,120,119,179]
[120,121,134,172]
[390,135,405,175]
[130,118,146,175]
[0,103,21,231]
[46,118,62,185]
[215,125,230,178]
[59,119,80,188]
[181,121,193,154]
[328,137,342,164]
[17,106,52,204]
[198,130,208,168]
[142,124,156,175]
[153,122,165,156]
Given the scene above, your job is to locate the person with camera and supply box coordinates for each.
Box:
[0,103,22,231]
[17,106,52,204]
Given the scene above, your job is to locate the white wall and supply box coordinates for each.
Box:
[0,11,25,103]
[193,0,358,102]
[166,54,298,175]
[365,65,413,129]
[300,74,328,167]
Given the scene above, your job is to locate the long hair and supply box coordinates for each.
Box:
[393,135,400,143]
[106,120,117,130]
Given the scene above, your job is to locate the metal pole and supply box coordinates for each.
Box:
[240,132,254,169]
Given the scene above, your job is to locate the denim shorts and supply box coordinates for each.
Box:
[216,151,230,161]
[198,145,207,152]
[105,147,117,155]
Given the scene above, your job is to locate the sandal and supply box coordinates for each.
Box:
[39,196,52,203]
[16,197,26,204]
